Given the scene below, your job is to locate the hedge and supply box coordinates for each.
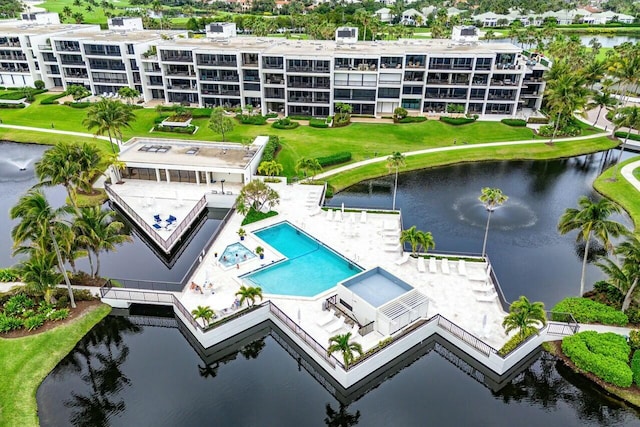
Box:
[288,115,313,120]
[397,116,427,124]
[265,113,278,119]
[527,116,550,124]
[0,103,25,109]
[316,152,352,167]
[552,298,629,326]
[65,101,92,109]
[154,115,170,124]
[0,89,46,100]
[501,119,527,127]
[271,118,299,130]
[439,116,476,126]
[260,135,280,163]
[309,118,329,128]
[497,329,536,357]
[40,93,66,105]
[237,114,267,125]
[632,350,640,386]
[562,331,632,388]
[153,125,196,134]
[615,131,640,142]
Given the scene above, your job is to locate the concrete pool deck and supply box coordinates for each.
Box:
[178,180,511,352]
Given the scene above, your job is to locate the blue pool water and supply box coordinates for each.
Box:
[219,242,256,268]
[245,222,362,297]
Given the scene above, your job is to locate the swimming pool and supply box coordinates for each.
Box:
[219,242,256,268]
[243,222,362,297]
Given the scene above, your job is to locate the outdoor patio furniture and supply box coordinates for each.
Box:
[316,309,336,327]
[395,253,410,266]
[360,211,367,224]
[441,258,450,274]
[168,215,177,222]
[429,257,437,273]
[418,257,426,273]
[458,260,467,276]
[153,214,161,223]
[325,317,345,334]
[152,223,162,230]
[476,292,498,303]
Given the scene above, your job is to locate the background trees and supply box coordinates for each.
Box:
[208,106,235,142]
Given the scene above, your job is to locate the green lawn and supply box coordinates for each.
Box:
[594,156,640,230]
[38,0,134,24]
[0,303,111,427]
[328,136,618,191]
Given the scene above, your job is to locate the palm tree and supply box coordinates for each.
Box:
[83,99,136,153]
[327,332,363,369]
[10,189,76,307]
[558,196,628,296]
[612,106,640,180]
[418,230,435,253]
[502,296,547,340]
[479,187,508,258]
[387,152,405,210]
[35,142,81,208]
[295,157,322,181]
[354,8,372,41]
[191,305,215,326]
[484,30,495,41]
[598,234,640,311]
[18,250,63,304]
[257,160,283,177]
[587,91,616,127]
[400,226,421,256]
[74,206,131,278]
[235,285,263,307]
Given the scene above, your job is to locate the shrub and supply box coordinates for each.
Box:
[64,101,92,109]
[23,313,46,331]
[315,152,352,167]
[0,313,23,333]
[501,118,527,127]
[397,116,427,123]
[48,308,70,321]
[527,116,550,124]
[630,330,640,351]
[56,295,69,309]
[37,302,55,316]
[34,80,45,90]
[615,131,640,142]
[237,114,267,125]
[260,135,280,163]
[265,112,278,119]
[538,124,581,137]
[562,331,632,387]
[72,289,97,301]
[154,115,170,124]
[3,294,35,316]
[288,115,313,120]
[0,268,19,282]
[627,307,640,325]
[40,93,66,105]
[0,103,25,109]
[153,124,197,134]
[0,89,46,100]
[552,298,628,326]
[309,118,329,128]
[497,329,536,357]
[271,117,299,129]
[439,116,476,126]
[393,107,408,120]
[632,350,640,385]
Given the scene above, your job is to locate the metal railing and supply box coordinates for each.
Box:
[359,321,375,336]
[546,311,579,336]
[268,302,341,368]
[105,183,207,254]
[436,316,497,357]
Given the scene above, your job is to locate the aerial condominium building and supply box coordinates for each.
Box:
[0,18,547,118]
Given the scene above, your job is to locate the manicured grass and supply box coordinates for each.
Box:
[328,136,618,191]
[0,303,111,427]
[594,156,640,230]
[39,0,134,24]
[76,188,108,207]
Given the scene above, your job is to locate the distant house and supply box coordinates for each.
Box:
[473,12,509,27]
[401,8,426,26]
[473,7,633,27]
[592,10,635,24]
[375,7,393,23]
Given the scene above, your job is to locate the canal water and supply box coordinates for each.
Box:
[36,149,640,426]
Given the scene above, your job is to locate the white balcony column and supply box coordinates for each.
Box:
[155,168,161,182]
[196,171,201,185]
[165,168,171,183]
[205,171,211,185]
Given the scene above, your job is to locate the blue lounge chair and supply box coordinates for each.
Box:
[154,214,161,223]
[152,223,162,230]
[168,215,177,222]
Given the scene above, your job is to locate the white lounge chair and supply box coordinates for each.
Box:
[429,257,437,273]
[349,324,362,342]
[325,317,345,334]
[476,292,498,302]
[326,209,334,221]
[417,257,426,273]
[360,210,367,224]
[316,309,336,327]
[335,210,343,222]
[473,282,494,292]
[395,253,410,265]
[441,258,450,274]
[458,259,467,276]
[384,244,402,253]
[384,220,398,231]
[309,206,322,217]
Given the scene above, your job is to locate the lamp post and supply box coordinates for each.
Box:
[220,179,226,193]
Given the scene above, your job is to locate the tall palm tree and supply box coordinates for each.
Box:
[191,305,215,326]
[74,206,131,278]
[558,196,628,296]
[400,226,421,256]
[598,234,640,311]
[387,152,405,210]
[235,285,263,307]
[327,332,363,369]
[418,230,435,254]
[612,106,640,180]
[502,296,547,340]
[479,187,508,258]
[10,189,76,307]
[83,99,135,153]
[35,142,81,209]
[587,91,617,128]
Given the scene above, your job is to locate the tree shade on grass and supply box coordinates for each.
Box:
[0,303,111,427]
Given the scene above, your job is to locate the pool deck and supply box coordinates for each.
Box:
[178,180,511,352]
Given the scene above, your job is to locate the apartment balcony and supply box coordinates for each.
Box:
[0,55,27,61]
[197,60,237,67]
[200,76,239,82]
[487,95,517,101]
[287,66,330,73]
[0,66,29,73]
[146,80,164,87]
[64,72,89,79]
[38,44,52,51]
[424,94,468,100]
[167,84,198,92]
[490,79,519,86]
[288,82,330,89]
[161,55,193,63]
[201,90,240,96]
[165,71,196,77]
[0,41,21,48]
[262,63,284,70]
[56,46,80,52]
[264,78,284,85]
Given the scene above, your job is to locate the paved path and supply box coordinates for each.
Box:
[577,323,635,336]
[0,123,112,142]
[315,132,612,180]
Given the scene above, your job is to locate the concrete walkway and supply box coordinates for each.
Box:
[0,123,112,142]
[578,323,636,336]
[315,132,612,180]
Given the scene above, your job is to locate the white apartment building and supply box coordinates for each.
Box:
[0,19,547,118]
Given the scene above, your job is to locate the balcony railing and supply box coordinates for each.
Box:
[198,60,237,67]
